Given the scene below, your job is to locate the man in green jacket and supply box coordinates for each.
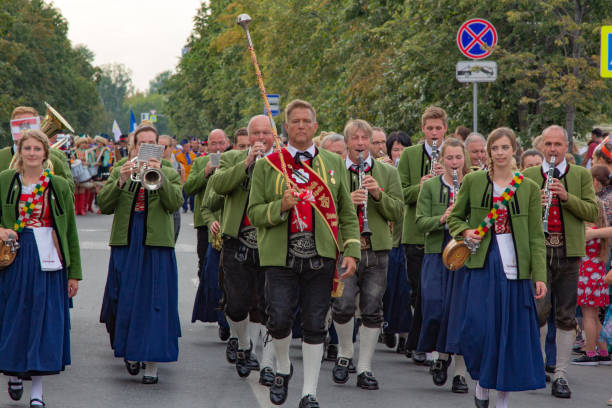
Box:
[330,119,403,391]
[396,106,447,362]
[0,106,74,192]
[208,115,276,383]
[183,129,229,312]
[248,100,361,408]
[523,125,598,399]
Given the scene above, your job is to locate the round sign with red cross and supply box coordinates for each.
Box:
[457,19,498,59]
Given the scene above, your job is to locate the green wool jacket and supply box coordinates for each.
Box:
[0,146,74,192]
[208,149,250,238]
[523,164,598,257]
[247,148,361,266]
[97,157,183,247]
[183,155,211,228]
[201,181,224,242]
[415,176,454,254]
[0,169,82,280]
[398,143,432,245]
[447,170,546,282]
[345,160,404,251]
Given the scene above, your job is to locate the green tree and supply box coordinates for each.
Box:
[95,63,134,133]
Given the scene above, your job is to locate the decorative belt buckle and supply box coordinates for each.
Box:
[288,232,317,258]
[545,232,563,247]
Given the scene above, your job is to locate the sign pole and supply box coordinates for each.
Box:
[473,82,478,133]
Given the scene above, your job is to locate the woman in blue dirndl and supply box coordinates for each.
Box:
[448,128,547,407]
[98,123,183,384]
[0,129,81,407]
[415,137,469,393]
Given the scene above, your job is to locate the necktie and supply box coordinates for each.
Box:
[295,151,313,164]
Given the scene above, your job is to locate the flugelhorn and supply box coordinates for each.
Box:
[130,143,165,191]
[542,155,556,235]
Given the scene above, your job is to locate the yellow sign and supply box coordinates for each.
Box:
[602,26,612,78]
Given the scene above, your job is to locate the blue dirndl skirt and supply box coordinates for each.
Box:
[382,245,413,334]
[460,238,545,391]
[0,229,70,376]
[418,232,467,353]
[100,212,181,362]
[191,243,228,329]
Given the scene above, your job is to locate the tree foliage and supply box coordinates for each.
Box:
[166,0,612,145]
[0,0,105,146]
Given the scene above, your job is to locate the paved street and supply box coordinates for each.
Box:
[1,213,609,408]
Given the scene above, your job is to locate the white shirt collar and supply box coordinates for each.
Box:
[13,144,18,154]
[346,153,372,170]
[542,158,567,175]
[287,143,316,158]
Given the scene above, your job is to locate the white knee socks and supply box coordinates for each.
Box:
[144,362,158,378]
[227,316,250,350]
[260,333,275,369]
[539,325,548,363]
[9,376,22,390]
[357,326,379,374]
[274,335,291,375]
[555,329,575,381]
[30,376,43,405]
[248,322,265,357]
[302,342,324,397]
[334,319,355,359]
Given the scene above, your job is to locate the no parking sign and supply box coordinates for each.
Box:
[457,19,497,59]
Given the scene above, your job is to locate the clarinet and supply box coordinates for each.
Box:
[430,140,439,175]
[451,169,459,205]
[358,151,372,236]
[542,155,556,235]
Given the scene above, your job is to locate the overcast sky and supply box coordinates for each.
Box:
[50,0,202,92]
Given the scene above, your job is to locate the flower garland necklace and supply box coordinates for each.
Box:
[14,169,53,232]
[475,171,523,237]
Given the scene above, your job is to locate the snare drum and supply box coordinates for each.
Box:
[70,159,92,183]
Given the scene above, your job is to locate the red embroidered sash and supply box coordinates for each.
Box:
[266,148,344,297]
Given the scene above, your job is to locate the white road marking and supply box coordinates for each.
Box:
[78,228,109,232]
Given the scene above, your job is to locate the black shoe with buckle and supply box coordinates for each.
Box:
[348,358,356,373]
[396,337,407,354]
[332,357,350,384]
[356,371,379,390]
[124,359,140,376]
[235,349,252,378]
[259,367,275,387]
[430,357,451,386]
[226,338,238,364]
[325,344,338,361]
[142,375,158,385]
[218,325,230,341]
[551,377,571,398]
[269,373,291,405]
[474,396,489,408]
[545,364,556,373]
[247,352,260,371]
[29,398,46,407]
[383,332,397,349]
[412,351,426,365]
[451,375,468,393]
[299,394,320,408]
[8,380,23,401]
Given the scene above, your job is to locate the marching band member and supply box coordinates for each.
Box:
[415,137,468,393]
[72,136,95,215]
[0,129,81,407]
[208,115,276,383]
[0,106,74,192]
[91,135,112,213]
[523,125,598,399]
[397,106,447,363]
[98,122,183,384]
[184,129,230,340]
[464,132,488,170]
[448,127,547,408]
[248,100,361,408]
[330,119,403,390]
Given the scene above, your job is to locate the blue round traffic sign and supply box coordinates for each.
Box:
[457,19,498,59]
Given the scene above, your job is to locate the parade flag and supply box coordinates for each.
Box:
[129,110,137,132]
[10,116,41,142]
[112,120,122,142]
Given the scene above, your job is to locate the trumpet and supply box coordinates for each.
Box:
[451,169,459,205]
[542,155,556,235]
[430,140,439,175]
[358,151,372,236]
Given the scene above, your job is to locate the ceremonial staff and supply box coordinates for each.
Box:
[237,13,306,230]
